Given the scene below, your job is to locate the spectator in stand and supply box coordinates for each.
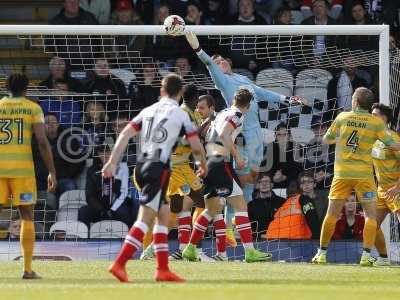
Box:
[302,117,334,187]
[86,58,127,115]
[82,101,109,146]
[33,113,85,209]
[112,0,147,54]
[231,0,269,24]
[39,79,82,128]
[332,194,364,240]
[40,57,84,93]
[248,173,286,238]
[185,1,205,25]
[79,0,110,24]
[271,6,297,72]
[326,56,368,117]
[273,5,292,24]
[270,122,302,188]
[301,0,337,58]
[254,0,285,21]
[204,0,229,25]
[266,171,321,239]
[301,0,343,20]
[50,0,99,25]
[175,57,193,81]
[128,62,161,110]
[339,1,378,51]
[78,145,134,228]
[108,112,137,169]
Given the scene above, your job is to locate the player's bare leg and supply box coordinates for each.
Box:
[18,204,41,279]
[227,195,271,262]
[312,199,345,264]
[109,205,156,282]
[359,200,378,266]
[374,208,390,265]
[182,197,220,261]
[154,203,185,282]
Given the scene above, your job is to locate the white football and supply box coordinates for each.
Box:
[164,15,185,37]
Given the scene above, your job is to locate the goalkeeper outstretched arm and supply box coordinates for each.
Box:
[185,31,308,107]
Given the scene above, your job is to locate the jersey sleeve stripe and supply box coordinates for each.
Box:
[130,121,141,131]
[185,131,198,139]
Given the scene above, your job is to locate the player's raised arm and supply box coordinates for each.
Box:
[102,118,140,178]
[185,31,228,96]
[32,122,57,192]
[252,84,310,106]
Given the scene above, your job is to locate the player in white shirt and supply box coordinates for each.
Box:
[182,88,272,262]
[103,74,207,283]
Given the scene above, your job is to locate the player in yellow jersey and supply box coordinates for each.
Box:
[370,103,400,266]
[0,73,57,279]
[311,87,400,266]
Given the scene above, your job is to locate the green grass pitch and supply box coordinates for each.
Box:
[1,261,399,300]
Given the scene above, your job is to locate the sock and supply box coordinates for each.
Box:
[168,212,178,229]
[153,225,169,271]
[189,210,212,246]
[192,207,204,224]
[235,212,253,250]
[320,214,337,248]
[375,228,387,257]
[20,220,35,273]
[363,218,377,251]
[142,222,154,250]
[213,214,226,254]
[115,221,148,266]
[178,211,192,251]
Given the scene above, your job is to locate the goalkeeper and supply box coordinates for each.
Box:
[184,31,306,230]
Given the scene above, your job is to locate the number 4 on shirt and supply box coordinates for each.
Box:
[346,130,359,152]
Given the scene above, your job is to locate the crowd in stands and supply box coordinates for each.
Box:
[1,0,399,240]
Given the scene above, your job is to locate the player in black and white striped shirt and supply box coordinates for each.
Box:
[102,74,207,283]
[182,88,272,262]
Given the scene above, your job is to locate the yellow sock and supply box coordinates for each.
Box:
[192,207,204,224]
[168,212,178,229]
[142,222,154,249]
[320,214,337,248]
[375,228,387,256]
[20,220,35,273]
[363,218,377,250]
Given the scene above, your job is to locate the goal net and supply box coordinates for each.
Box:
[0,24,398,264]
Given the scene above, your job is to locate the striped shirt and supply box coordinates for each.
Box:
[0,96,44,177]
[324,108,394,179]
[372,129,400,189]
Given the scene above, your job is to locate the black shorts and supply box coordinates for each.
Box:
[203,157,243,200]
[133,161,170,211]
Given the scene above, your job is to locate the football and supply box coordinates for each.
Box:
[164,15,185,36]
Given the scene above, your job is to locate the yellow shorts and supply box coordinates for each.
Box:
[167,163,203,197]
[329,177,377,202]
[377,187,400,212]
[0,177,37,206]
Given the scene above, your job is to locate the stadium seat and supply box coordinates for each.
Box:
[232,68,254,81]
[110,68,136,91]
[56,204,82,222]
[89,221,128,239]
[49,221,88,239]
[272,188,287,199]
[261,128,275,145]
[291,127,315,145]
[255,68,293,97]
[59,189,86,209]
[293,69,333,128]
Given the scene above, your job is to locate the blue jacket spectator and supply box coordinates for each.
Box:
[39,79,82,128]
[50,0,99,25]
